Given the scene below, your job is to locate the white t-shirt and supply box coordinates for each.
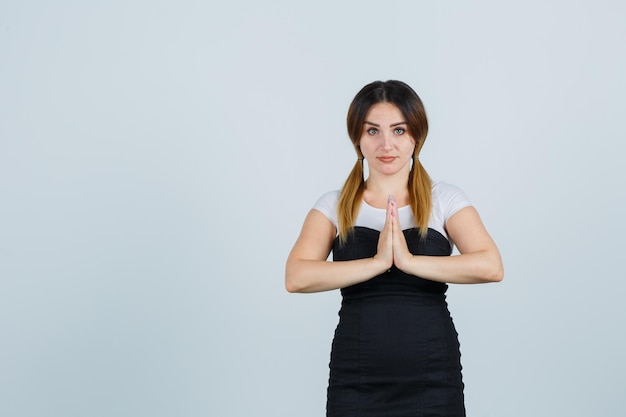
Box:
[312,180,472,244]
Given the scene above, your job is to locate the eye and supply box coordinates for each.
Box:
[394,128,406,135]
[366,128,379,135]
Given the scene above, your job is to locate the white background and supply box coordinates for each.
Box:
[1,1,624,416]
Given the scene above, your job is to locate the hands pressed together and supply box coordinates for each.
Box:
[375,195,414,273]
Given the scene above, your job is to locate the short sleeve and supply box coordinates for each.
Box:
[312,190,340,228]
[432,181,472,223]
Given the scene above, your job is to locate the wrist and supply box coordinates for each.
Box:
[396,252,416,272]
[371,256,391,275]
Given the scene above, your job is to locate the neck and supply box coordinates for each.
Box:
[365,169,411,200]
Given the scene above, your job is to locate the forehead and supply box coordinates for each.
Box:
[365,102,405,122]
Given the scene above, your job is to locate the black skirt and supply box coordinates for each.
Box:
[327,227,465,417]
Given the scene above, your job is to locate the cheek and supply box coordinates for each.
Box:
[359,138,375,153]
[401,139,415,150]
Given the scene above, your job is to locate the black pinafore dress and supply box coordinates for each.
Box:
[326,226,465,417]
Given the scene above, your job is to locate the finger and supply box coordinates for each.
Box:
[382,201,394,232]
[387,195,397,218]
[393,205,401,232]
[392,216,402,245]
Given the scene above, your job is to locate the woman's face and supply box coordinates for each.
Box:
[359,102,416,177]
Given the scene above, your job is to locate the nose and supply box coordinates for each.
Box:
[381,132,393,150]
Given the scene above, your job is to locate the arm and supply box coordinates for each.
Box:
[393,206,504,284]
[285,209,392,293]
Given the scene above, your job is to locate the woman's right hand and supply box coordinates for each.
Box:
[374,196,395,270]
[286,209,391,293]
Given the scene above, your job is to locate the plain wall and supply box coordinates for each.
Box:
[1,1,625,416]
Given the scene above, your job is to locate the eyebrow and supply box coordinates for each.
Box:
[363,121,408,127]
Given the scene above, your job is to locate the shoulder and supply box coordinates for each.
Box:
[312,190,340,227]
[431,180,472,222]
[314,190,340,206]
[432,179,466,198]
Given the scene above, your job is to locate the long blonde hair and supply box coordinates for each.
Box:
[337,80,432,243]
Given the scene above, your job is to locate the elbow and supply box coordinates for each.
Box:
[496,266,504,282]
[285,278,300,293]
[285,264,304,293]
[285,279,308,293]
[484,262,504,283]
[285,275,298,293]
[487,268,504,283]
[477,251,504,283]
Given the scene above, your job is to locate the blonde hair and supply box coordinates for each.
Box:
[337,80,432,243]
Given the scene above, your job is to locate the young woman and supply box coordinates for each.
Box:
[285,80,503,417]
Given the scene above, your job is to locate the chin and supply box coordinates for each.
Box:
[375,167,403,176]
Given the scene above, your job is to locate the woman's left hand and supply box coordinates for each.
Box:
[390,205,504,284]
[388,199,413,270]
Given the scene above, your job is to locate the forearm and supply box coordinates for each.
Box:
[397,251,504,284]
[285,257,388,293]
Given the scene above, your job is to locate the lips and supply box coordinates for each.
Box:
[378,156,396,163]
